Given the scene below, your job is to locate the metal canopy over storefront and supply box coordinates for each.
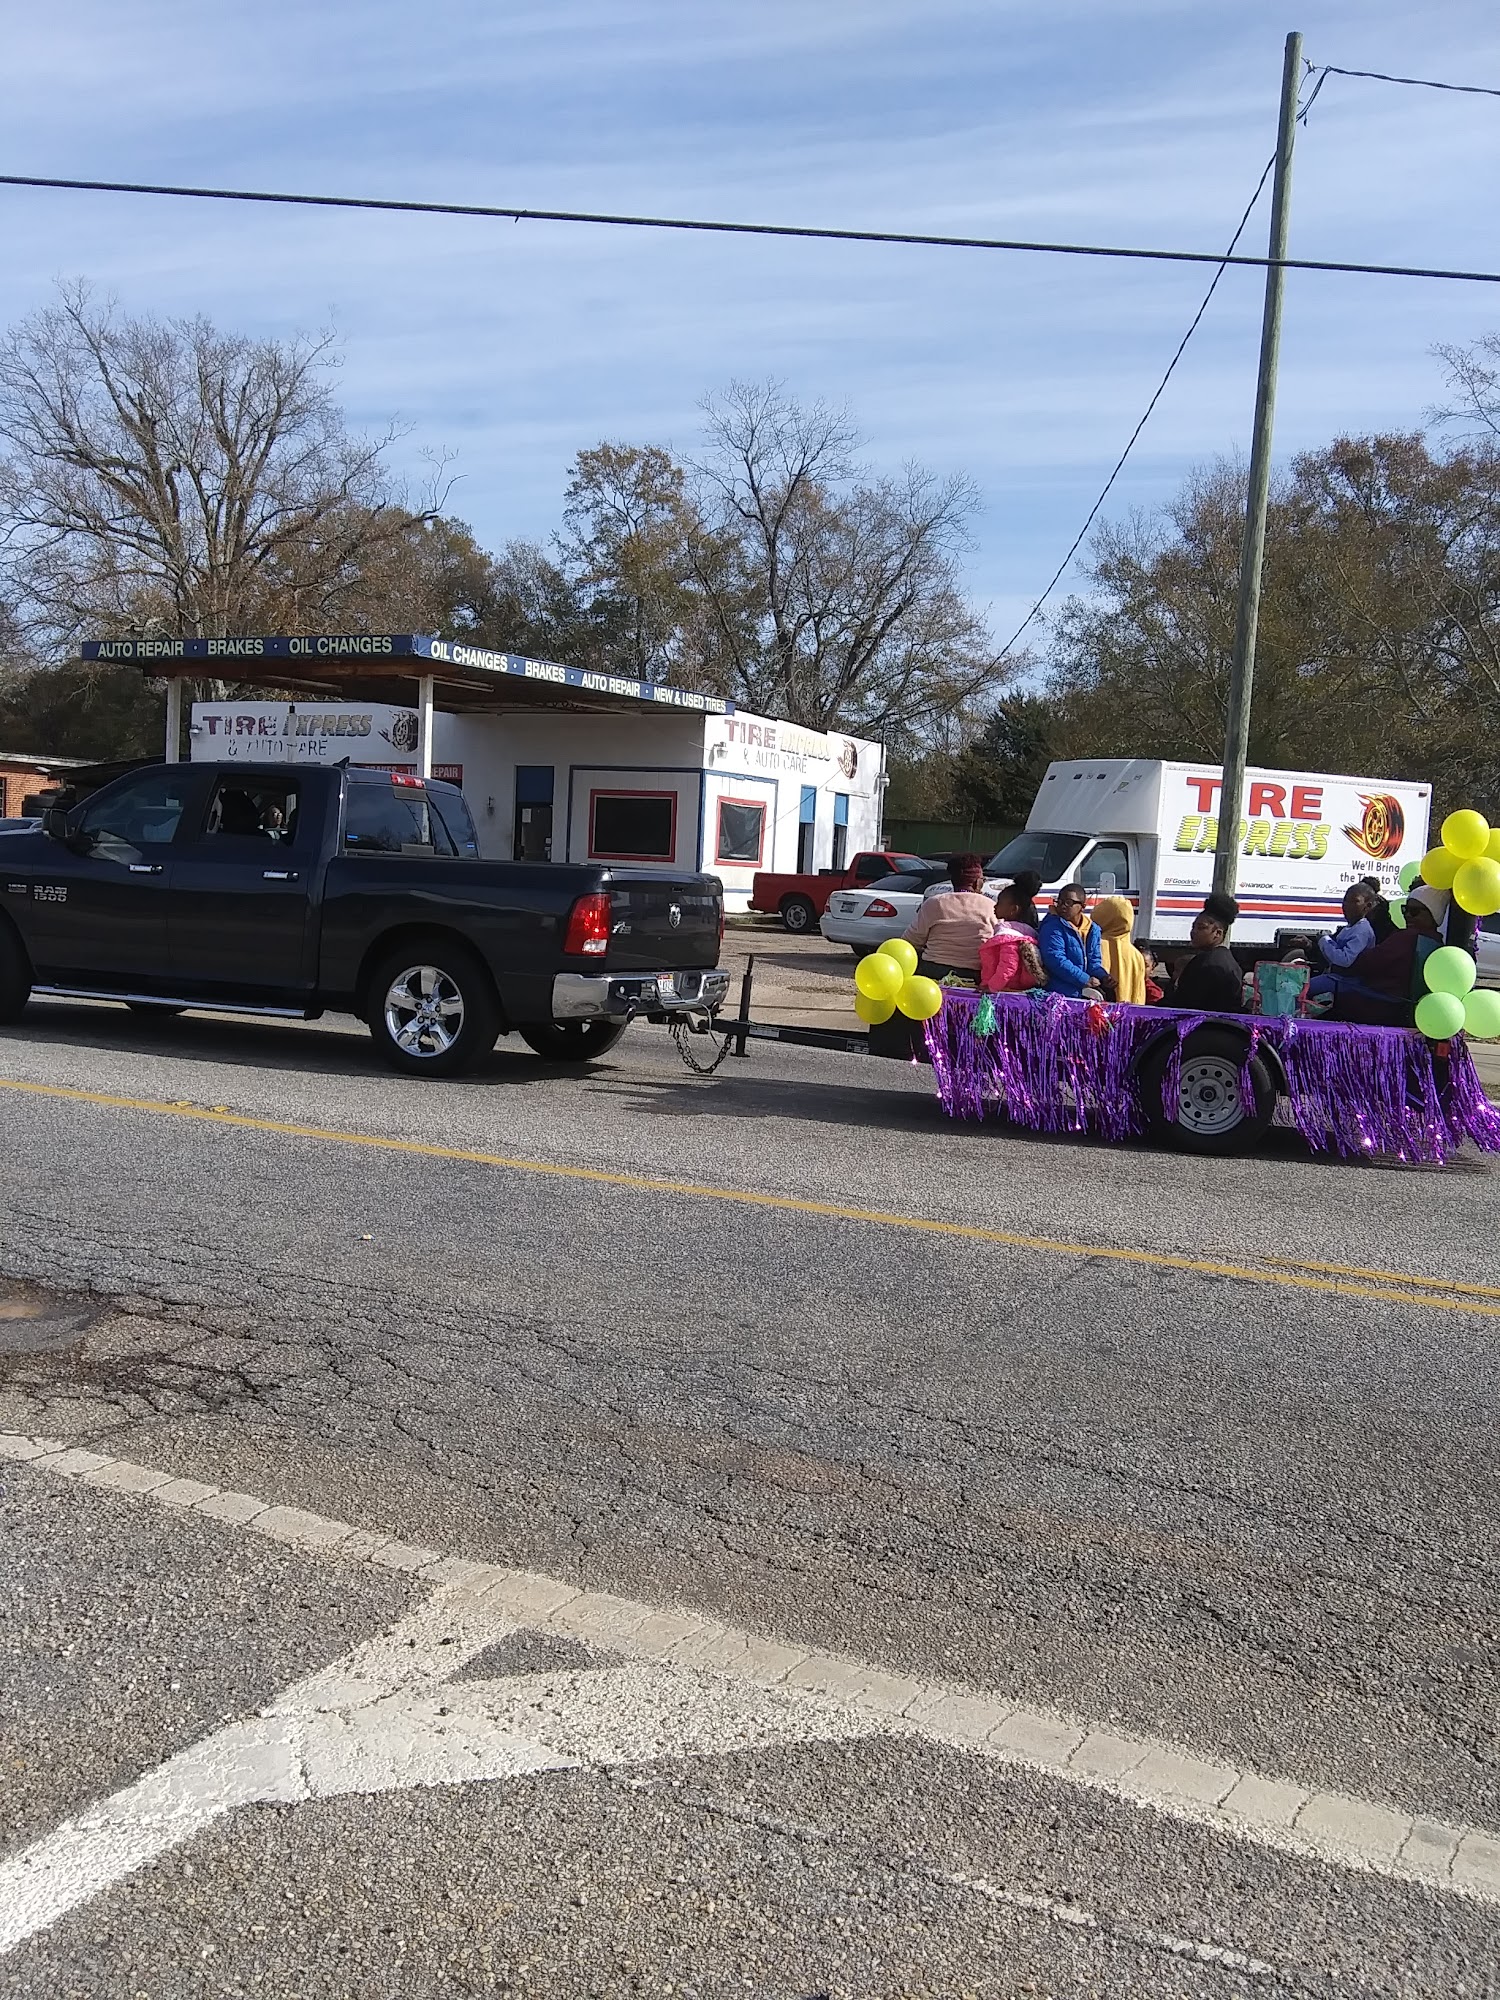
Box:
[79,632,735,773]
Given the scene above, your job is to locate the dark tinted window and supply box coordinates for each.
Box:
[591,792,675,861]
[429,787,479,858]
[715,800,765,865]
[343,784,436,854]
[986,831,1087,882]
[865,869,944,894]
[77,770,194,861]
[202,778,299,844]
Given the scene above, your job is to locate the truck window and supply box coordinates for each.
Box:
[429,788,480,858]
[1080,842,1130,893]
[202,777,299,844]
[343,785,436,854]
[76,770,194,862]
[986,831,1087,882]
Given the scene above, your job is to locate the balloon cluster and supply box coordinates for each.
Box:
[853,939,945,1025]
[1402,808,1500,1042]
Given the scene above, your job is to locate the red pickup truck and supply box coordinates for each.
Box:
[750,851,925,932]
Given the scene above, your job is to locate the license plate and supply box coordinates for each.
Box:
[837,899,856,912]
[657,972,676,997]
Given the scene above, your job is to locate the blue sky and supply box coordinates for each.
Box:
[6,0,1500,653]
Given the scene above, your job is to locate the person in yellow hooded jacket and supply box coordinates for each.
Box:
[1091,895,1148,1006]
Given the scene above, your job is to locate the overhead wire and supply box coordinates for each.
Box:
[1319,63,1500,101]
[990,152,1277,662]
[2,172,1500,287]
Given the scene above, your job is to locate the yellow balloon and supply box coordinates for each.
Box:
[1441,809,1491,862]
[854,990,895,1025]
[896,974,944,1020]
[1453,857,1500,917]
[877,937,919,978]
[1420,845,1460,890]
[854,952,904,1003]
[1486,829,1500,863]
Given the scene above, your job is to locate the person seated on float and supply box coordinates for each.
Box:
[978,877,1046,993]
[1318,885,1448,1025]
[1000,869,1043,931]
[1038,883,1115,999]
[1159,892,1245,1012]
[1307,885,1381,1002]
[901,852,995,985]
[1091,895,1148,1005]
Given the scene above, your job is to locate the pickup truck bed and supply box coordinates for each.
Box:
[0,761,727,1074]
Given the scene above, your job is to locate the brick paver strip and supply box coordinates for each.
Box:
[7,1431,1497,1904]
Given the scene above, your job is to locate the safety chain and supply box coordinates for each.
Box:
[668,1015,736,1074]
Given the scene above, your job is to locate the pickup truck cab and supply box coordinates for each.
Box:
[750,850,926,933]
[0,762,727,1075]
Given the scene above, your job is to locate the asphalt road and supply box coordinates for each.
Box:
[1,994,1497,1996]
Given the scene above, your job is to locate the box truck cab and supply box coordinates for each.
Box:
[987,759,1432,954]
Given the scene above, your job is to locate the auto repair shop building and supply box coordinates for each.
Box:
[80,633,884,911]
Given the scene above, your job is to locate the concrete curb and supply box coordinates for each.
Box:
[6,1427,1496,1905]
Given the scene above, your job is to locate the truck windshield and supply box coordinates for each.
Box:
[985,831,1087,882]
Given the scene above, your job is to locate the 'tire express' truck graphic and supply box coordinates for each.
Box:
[989,760,1432,949]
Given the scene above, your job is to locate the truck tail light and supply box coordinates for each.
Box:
[391,773,425,789]
[864,898,897,918]
[563,893,612,956]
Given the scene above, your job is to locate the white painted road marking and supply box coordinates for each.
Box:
[4,1425,1499,1953]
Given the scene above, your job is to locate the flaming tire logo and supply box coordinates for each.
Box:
[1344,793,1405,861]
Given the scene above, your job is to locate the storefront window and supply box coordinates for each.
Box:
[715,798,766,866]
[589,790,676,861]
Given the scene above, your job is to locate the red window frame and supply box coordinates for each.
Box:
[714,795,768,869]
[587,787,678,862]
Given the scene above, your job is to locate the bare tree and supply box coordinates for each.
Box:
[0,282,432,656]
[685,381,1005,737]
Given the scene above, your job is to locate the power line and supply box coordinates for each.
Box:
[1321,63,1500,101]
[992,155,1278,663]
[3,171,1500,287]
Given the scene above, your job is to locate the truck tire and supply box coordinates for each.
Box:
[1138,1024,1276,1156]
[366,940,499,1077]
[0,922,31,1025]
[780,895,816,934]
[516,1019,630,1062]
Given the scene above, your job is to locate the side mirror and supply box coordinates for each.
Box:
[42,807,71,842]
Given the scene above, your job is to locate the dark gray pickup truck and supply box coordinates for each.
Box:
[0,761,727,1074]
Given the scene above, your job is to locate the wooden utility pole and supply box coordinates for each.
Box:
[1213,30,1302,898]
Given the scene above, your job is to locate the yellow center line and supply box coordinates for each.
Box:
[0,1073,1494,1320]
[1263,1254,1500,1302]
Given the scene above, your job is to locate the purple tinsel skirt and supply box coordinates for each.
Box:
[924,992,1500,1164]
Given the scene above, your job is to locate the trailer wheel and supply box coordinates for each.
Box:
[517,1019,630,1062]
[779,895,817,934]
[1138,1025,1276,1155]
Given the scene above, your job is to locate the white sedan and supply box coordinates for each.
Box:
[819,865,949,955]
[1479,915,1500,988]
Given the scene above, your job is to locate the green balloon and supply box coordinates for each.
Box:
[1387,898,1406,929]
[1398,861,1421,893]
[1415,990,1466,1041]
[1463,987,1500,1039]
[1423,945,1478,998]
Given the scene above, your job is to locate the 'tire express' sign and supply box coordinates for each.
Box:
[190,702,419,763]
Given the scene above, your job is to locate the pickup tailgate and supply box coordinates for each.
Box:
[604,876,721,970]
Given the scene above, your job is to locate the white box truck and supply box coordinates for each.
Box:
[986,759,1432,951]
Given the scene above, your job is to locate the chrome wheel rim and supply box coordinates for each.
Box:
[1177,1054,1244,1137]
[383,964,464,1059]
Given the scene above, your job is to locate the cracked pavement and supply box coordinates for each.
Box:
[0,996,1497,1993]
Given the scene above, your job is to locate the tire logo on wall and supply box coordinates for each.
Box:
[838,741,858,780]
[1344,794,1405,861]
